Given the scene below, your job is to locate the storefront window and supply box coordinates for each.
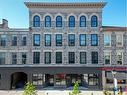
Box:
[55,74,66,86]
[32,74,44,86]
[88,74,99,86]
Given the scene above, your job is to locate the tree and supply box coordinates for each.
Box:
[69,81,80,95]
[23,82,37,95]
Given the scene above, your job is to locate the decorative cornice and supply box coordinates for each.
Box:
[102,26,127,31]
[24,2,107,8]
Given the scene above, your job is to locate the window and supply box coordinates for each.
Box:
[91,52,98,64]
[91,15,98,27]
[91,34,98,46]
[104,52,111,64]
[68,34,75,46]
[0,35,6,46]
[56,16,62,27]
[69,16,75,27]
[80,34,86,46]
[56,52,62,64]
[116,52,123,65]
[69,52,75,64]
[12,52,17,64]
[33,52,40,64]
[45,52,51,64]
[104,34,111,46]
[56,34,62,46]
[33,15,40,27]
[32,74,44,85]
[0,74,1,79]
[80,16,86,27]
[21,35,27,46]
[80,52,87,64]
[33,34,40,46]
[22,52,27,64]
[45,34,51,46]
[45,16,51,27]
[0,52,5,65]
[88,74,99,85]
[12,35,17,46]
[116,34,123,46]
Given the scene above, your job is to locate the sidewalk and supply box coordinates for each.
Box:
[0,90,126,95]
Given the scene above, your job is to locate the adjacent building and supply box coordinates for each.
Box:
[0,2,127,90]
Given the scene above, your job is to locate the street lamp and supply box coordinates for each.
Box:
[112,70,117,95]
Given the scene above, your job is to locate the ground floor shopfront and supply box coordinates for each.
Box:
[0,66,126,90]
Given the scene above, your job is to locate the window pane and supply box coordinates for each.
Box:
[91,34,98,46]
[45,16,51,27]
[68,34,75,46]
[0,52,5,65]
[116,52,123,65]
[33,34,40,46]
[91,15,98,27]
[80,16,86,27]
[12,52,17,64]
[69,52,75,64]
[56,34,62,46]
[45,52,51,64]
[104,52,110,64]
[45,34,51,46]
[12,35,17,46]
[33,52,40,64]
[56,16,62,27]
[33,15,40,27]
[116,34,123,46]
[56,52,62,64]
[104,34,111,46]
[0,35,7,46]
[69,16,75,27]
[80,52,87,64]
[91,52,98,64]
[21,35,27,46]
[80,34,86,46]
[22,52,27,64]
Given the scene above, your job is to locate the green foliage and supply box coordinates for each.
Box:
[69,81,80,95]
[23,82,37,95]
[103,91,111,95]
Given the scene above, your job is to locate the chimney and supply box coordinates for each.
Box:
[2,19,8,28]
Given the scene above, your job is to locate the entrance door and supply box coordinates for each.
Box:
[11,72,27,89]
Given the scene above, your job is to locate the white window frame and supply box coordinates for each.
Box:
[104,34,111,47]
[116,51,123,65]
[104,51,111,65]
[116,34,123,47]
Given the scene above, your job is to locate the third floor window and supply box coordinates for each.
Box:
[68,34,75,46]
[56,34,62,46]
[33,34,40,46]
[0,35,6,46]
[45,34,51,46]
[12,35,17,46]
[80,16,86,27]
[91,34,98,46]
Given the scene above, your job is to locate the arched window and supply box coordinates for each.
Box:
[45,16,51,27]
[91,15,98,27]
[69,16,75,27]
[80,16,86,27]
[56,16,62,27]
[33,15,40,27]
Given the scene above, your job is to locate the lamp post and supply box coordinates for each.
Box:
[112,70,117,95]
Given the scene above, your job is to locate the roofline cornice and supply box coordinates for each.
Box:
[24,2,107,8]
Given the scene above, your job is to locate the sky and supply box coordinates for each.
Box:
[0,0,126,28]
